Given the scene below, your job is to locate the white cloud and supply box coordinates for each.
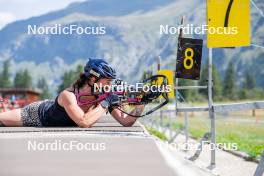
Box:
[0,12,16,29]
[0,0,86,29]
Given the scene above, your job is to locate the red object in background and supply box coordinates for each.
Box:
[0,103,5,112]
[0,88,41,112]
[16,99,27,107]
[0,97,8,112]
[0,97,27,109]
[0,97,20,111]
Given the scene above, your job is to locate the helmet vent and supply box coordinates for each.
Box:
[89,69,100,78]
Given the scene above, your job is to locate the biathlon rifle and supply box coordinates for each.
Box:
[75,75,169,118]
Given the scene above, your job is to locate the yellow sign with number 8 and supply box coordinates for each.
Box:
[183,48,194,70]
[176,37,203,80]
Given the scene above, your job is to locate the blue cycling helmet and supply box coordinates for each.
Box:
[84,58,116,79]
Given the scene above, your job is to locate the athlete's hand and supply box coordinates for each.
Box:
[105,94,120,107]
[134,105,145,112]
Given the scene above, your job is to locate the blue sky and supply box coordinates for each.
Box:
[0,0,86,29]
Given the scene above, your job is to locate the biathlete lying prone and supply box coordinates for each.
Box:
[0,58,145,127]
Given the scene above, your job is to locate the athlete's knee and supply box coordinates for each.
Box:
[0,120,5,127]
[0,109,22,127]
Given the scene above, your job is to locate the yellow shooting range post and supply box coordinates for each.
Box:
[157,70,175,98]
[207,0,250,48]
[206,0,251,167]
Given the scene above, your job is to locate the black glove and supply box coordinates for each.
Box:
[106,94,120,107]
[100,94,120,109]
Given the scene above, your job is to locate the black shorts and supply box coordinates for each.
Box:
[20,101,44,127]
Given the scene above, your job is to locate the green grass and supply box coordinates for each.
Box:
[171,116,264,159]
[146,127,168,141]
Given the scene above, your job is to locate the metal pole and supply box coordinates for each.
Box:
[157,56,161,71]
[254,151,264,176]
[157,56,163,127]
[208,48,216,168]
[160,109,163,127]
[175,78,178,116]
[169,111,172,139]
[174,86,208,90]
[175,16,185,116]
[184,112,189,151]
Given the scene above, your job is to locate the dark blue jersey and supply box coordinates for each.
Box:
[38,96,77,127]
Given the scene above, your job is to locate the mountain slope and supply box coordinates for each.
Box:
[0,0,263,92]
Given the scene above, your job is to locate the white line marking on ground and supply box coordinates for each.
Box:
[0,131,150,139]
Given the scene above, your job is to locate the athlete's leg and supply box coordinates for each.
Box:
[0,109,23,127]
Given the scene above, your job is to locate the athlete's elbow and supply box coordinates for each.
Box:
[80,124,92,128]
[78,120,92,128]
[122,121,135,127]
